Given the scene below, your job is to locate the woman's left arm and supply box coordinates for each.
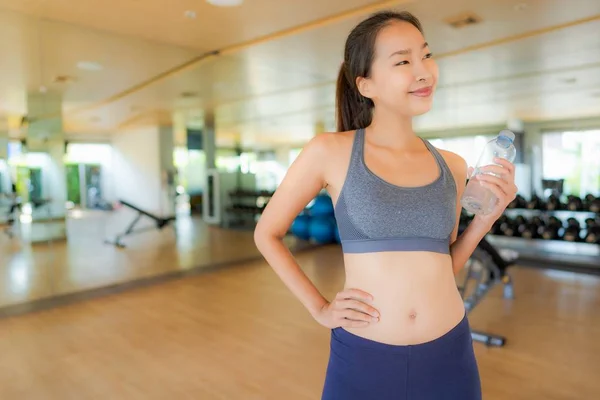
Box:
[448,157,518,275]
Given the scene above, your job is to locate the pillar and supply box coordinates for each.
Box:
[197,110,219,224]
[0,128,8,194]
[203,110,216,169]
[506,118,533,199]
[26,92,66,215]
[23,90,67,241]
[158,125,176,216]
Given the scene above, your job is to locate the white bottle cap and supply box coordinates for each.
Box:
[499,129,515,141]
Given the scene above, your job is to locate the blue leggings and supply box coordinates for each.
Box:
[321,313,482,400]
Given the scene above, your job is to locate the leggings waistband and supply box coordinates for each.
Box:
[331,311,470,357]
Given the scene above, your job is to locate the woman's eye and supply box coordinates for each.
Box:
[395,61,409,66]
[424,53,433,59]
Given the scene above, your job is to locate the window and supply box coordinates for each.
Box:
[541,130,600,197]
[428,135,495,168]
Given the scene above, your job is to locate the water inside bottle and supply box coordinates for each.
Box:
[460,130,516,216]
[461,174,498,215]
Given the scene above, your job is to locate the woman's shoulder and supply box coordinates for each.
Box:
[301,130,356,157]
[428,145,468,186]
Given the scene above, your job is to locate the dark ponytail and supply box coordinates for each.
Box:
[335,10,423,132]
[336,63,373,132]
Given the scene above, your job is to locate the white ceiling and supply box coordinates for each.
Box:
[0,0,600,148]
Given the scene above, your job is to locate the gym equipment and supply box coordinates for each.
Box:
[526,194,544,210]
[585,226,600,244]
[459,233,517,347]
[291,214,311,240]
[309,216,337,244]
[563,218,582,242]
[585,194,600,213]
[309,194,334,217]
[545,194,562,211]
[105,200,176,248]
[541,216,562,240]
[566,195,584,211]
[499,216,518,237]
[220,171,260,229]
[508,194,527,209]
[334,223,341,243]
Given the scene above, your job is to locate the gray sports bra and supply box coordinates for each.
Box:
[333,128,457,255]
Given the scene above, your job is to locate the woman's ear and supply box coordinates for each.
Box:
[355,76,373,99]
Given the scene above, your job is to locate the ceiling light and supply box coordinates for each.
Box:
[180,91,199,98]
[54,75,76,83]
[184,10,196,19]
[77,61,103,71]
[514,3,528,11]
[206,0,244,7]
[445,12,482,29]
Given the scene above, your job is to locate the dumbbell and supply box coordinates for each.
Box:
[545,194,562,211]
[521,216,544,239]
[508,194,527,209]
[541,216,562,240]
[513,215,528,237]
[584,194,600,213]
[563,218,581,242]
[491,215,508,235]
[584,218,600,245]
[527,194,544,210]
[566,195,584,211]
[585,226,600,245]
[499,217,519,237]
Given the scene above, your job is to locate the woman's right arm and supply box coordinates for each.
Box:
[254,134,379,329]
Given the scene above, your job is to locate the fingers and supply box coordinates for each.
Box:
[478,178,511,201]
[478,165,510,179]
[492,157,515,173]
[342,320,370,328]
[475,174,510,191]
[333,288,380,328]
[342,309,379,322]
[338,299,380,318]
[336,288,374,303]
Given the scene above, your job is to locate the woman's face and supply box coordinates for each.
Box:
[358,20,438,117]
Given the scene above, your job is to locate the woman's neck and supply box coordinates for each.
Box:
[365,108,418,149]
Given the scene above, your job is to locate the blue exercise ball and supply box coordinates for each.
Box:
[310,194,334,217]
[334,221,340,243]
[291,214,311,240]
[309,216,337,244]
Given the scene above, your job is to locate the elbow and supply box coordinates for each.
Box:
[253,220,284,252]
[253,223,265,249]
[253,221,272,251]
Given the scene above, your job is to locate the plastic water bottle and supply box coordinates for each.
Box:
[461,130,517,216]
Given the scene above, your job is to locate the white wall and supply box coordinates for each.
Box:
[112,126,161,214]
[112,125,173,216]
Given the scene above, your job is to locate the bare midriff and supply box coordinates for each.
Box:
[342,251,466,345]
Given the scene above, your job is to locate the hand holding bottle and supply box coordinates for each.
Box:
[461,130,519,218]
[468,157,518,224]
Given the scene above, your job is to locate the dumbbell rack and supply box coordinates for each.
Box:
[223,190,274,229]
[485,208,600,275]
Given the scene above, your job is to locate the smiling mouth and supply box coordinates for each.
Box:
[409,86,433,97]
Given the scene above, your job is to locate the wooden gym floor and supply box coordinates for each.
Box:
[0,244,598,399]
